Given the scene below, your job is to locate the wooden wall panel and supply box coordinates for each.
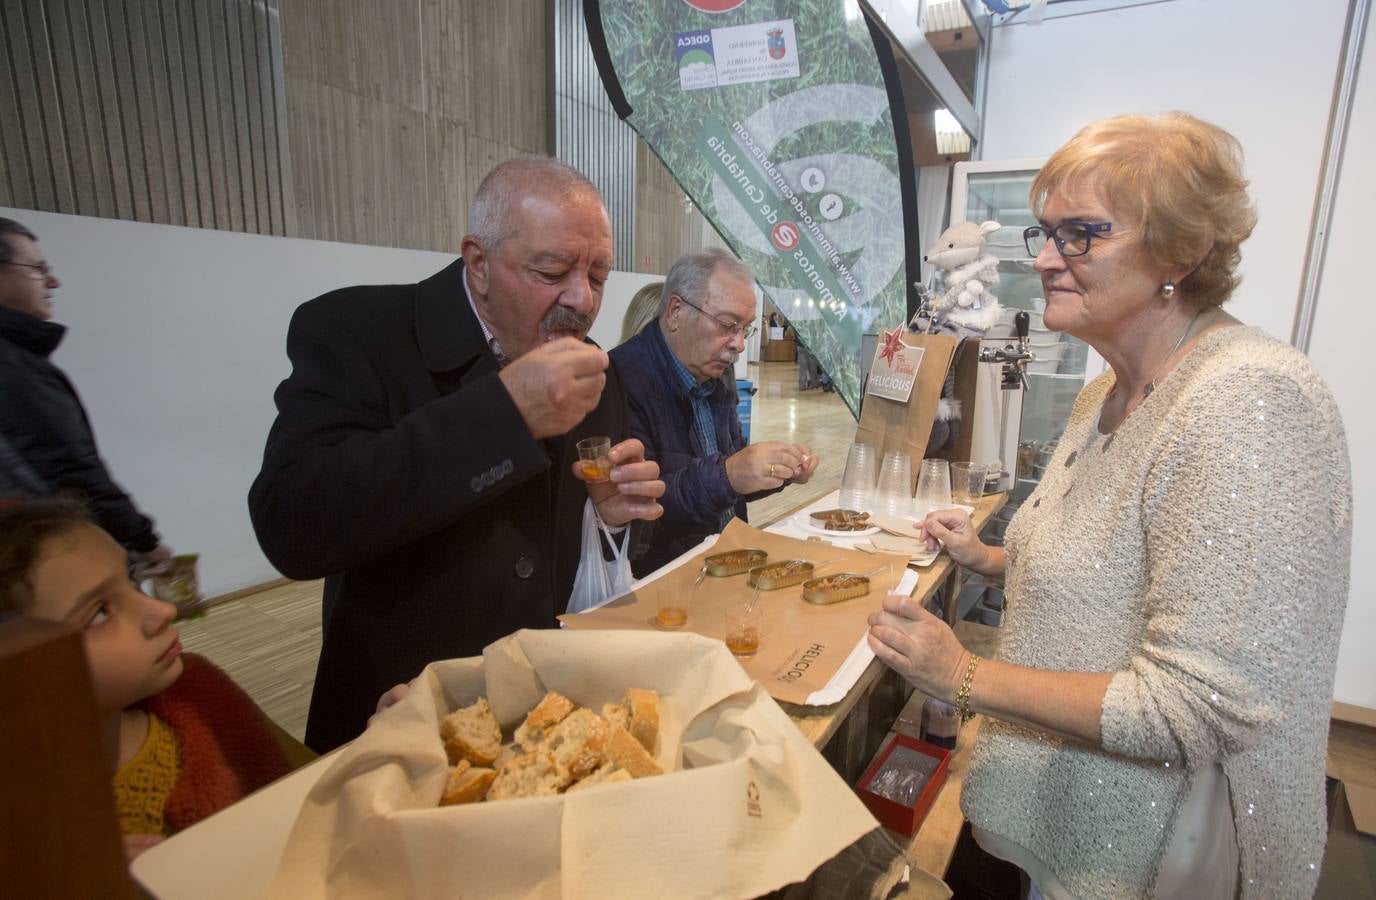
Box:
[0,0,291,236]
[632,139,727,275]
[282,0,548,251]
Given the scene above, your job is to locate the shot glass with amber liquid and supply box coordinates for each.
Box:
[655,581,688,629]
[576,436,613,482]
[724,602,763,657]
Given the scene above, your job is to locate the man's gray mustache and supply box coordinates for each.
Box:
[540,306,595,334]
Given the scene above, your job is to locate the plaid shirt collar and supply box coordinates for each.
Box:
[657,324,721,459]
[461,269,509,366]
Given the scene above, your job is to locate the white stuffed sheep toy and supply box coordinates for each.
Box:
[920,219,1003,335]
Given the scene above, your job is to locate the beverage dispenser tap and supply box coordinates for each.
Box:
[978,310,1035,492]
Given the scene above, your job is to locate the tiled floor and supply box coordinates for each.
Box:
[178,360,857,740]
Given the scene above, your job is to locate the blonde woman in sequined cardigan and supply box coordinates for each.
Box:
[867,113,1351,900]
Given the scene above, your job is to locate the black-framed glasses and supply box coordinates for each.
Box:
[4,260,53,277]
[676,295,758,340]
[1023,220,1112,258]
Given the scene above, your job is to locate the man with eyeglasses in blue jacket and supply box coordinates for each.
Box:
[611,249,819,576]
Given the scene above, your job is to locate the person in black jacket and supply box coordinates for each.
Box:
[249,157,665,752]
[610,250,818,576]
[0,218,171,566]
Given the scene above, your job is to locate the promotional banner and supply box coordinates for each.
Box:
[585,0,922,415]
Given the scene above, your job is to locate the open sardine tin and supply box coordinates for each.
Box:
[747,560,815,590]
[801,574,872,605]
[702,548,768,577]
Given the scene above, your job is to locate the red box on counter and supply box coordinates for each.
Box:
[854,733,951,837]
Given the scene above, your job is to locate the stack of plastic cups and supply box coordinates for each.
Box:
[914,458,952,518]
[875,451,913,517]
[838,443,877,511]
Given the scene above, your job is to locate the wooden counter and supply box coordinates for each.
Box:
[775,492,1005,892]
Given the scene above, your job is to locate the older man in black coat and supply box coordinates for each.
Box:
[249,158,664,752]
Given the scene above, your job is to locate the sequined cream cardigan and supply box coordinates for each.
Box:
[960,326,1351,899]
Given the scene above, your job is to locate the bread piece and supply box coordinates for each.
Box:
[623,688,660,753]
[486,751,571,800]
[601,702,630,733]
[440,760,496,806]
[492,743,519,772]
[440,697,502,766]
[566,764,633,794]
[605,723,663,778]
[545,708,609,781]
[526,691,576,731]
[514,691,576,751]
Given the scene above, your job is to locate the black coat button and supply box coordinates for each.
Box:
[514,556,535,579]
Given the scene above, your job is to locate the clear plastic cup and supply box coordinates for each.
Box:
[724,602,763,657]
[950,461,987,506]
[875,451,913,516]
[576,436,613,482]
[913,458,952,515]
[838,442,877,511]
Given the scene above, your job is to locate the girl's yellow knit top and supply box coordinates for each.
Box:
[112,713,180,835]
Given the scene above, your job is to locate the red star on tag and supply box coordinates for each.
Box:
[879,327,905,365]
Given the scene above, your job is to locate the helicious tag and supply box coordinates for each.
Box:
[866,327,924,403]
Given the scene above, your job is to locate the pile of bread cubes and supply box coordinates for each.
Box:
[438,688,663,805]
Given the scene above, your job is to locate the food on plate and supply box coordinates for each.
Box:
[440,759,497,806]
[441,697,503,766]
[809,509,872,531]
[703,548,768,576]
[747,560,816,590]
[801,574,872,605]
[437,688,663,806]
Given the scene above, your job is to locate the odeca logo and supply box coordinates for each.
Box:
[681,0,747,11]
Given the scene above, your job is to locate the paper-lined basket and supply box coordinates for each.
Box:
[269,629,878,899]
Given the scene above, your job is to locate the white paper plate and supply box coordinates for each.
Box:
[793,511,881,537]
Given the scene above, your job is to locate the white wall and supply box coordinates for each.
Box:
[981,0,1348,341]
[1308,12,1376,712]
[2,207,455,597]
[979,0,1372,708]
[3,210,756,598]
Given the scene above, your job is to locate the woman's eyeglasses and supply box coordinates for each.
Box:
[1023,220,1112,258]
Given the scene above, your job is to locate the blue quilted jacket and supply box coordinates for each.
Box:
[611,320,773,576]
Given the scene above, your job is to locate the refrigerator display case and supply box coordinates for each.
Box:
[947,160,1108,622]
[951,159,1107,506]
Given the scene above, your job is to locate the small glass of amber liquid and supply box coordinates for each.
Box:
[655,602,689,629]
[576,436,613,482]
[724,603,763,657]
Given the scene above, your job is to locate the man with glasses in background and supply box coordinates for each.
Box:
[0,218,172,565]
[611,248,819,576]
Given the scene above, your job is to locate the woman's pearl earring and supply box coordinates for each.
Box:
[1161,281,1176,299]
